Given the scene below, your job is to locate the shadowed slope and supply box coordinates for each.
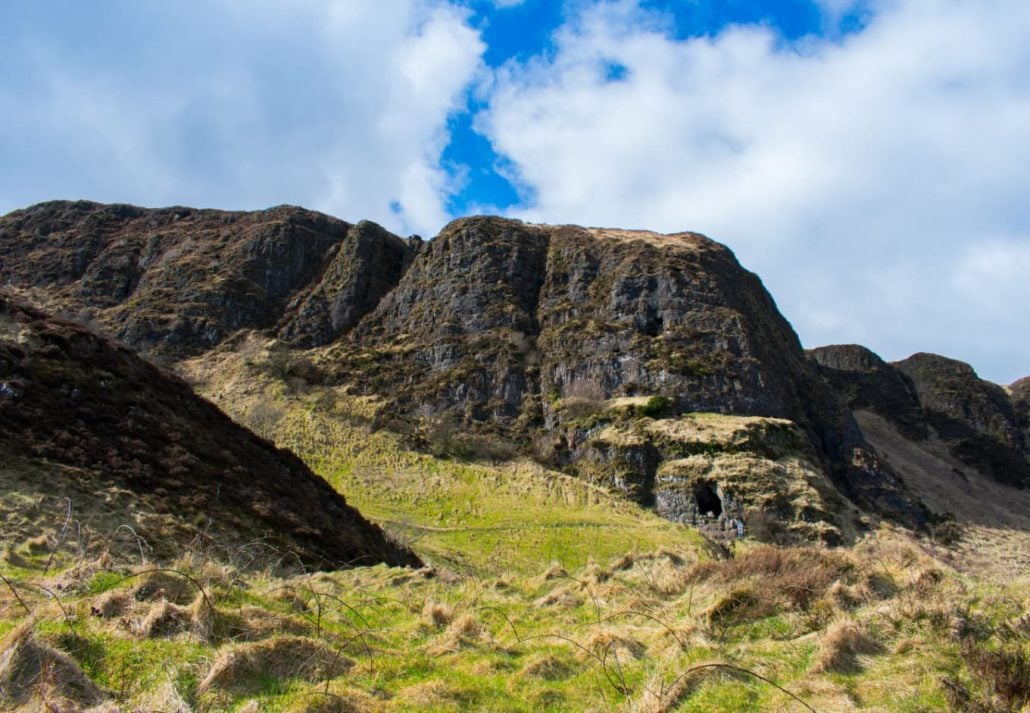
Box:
[0,294,419,569]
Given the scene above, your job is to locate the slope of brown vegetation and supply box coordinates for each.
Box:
[0,294,418,570]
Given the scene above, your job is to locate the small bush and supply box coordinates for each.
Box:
[638,396,672,418]
[687,546,853,614]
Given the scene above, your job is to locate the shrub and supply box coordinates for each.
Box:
[638,395,672,418]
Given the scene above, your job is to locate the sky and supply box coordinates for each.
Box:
[1,0,1028,384]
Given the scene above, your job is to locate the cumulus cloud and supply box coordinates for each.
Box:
[0,0,483,236]
[480,0,1030,383]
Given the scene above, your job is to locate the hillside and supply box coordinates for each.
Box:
[0,294,418,570]
[0,369,1026,711]
[0,202,927,538]
[0,200,1028,711]
[810,344,1030,580]
[810,345,1029,490]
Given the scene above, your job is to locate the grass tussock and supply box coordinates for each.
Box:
[519,653,574,681]
[0,621,108,710]
[90,590,129,618]
[197,636,351,695]
[533,585,582,609]
[420,599,453,629]
[810,619,882,673]
[585,630,647,661]
[435,613,490,652]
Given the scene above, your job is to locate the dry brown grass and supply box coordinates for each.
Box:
[135,599,193,638]
[810,620,882,673]
[0,621,108,709]
[632,662,739,713]
[609,553,636,571]
[688,545,853,612]
[133,569,196,604]
[420,599,453,629]
[197,636,351,695]
[704,586,767,629]
[133,592,214,640]
[533,586,583,609]
[397,679,460,708]
[535,562,568,582]
[438,613,490,651]
[91,590,129,618]
[284,690,369,713]
[584,630,647,661]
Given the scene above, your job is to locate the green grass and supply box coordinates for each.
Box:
[1,362,1025,712]
[3,515,1026,712]
[259,393,708,577]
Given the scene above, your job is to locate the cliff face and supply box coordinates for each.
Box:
[0,201,417,356]
[811,346,1029,488]
[331,218,919,526]
[1013,377,1030,448]
[0,294,419,569]
[808,345,928,440]
[1,202,931,533]
[895,353,1028,488]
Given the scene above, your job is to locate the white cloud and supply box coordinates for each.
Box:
[0,0,483,236]
[480,0,1030,383]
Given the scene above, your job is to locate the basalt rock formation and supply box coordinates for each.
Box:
[0,294,419,569]
[332,217,921,530]
[1,201,933,537]
[0,200,422,356]
[810,346,1029,489]
[1013,377,1030,447]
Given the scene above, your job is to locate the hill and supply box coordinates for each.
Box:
[0,200,1027,712]
[0,202,927,539]
[0,293,418,570]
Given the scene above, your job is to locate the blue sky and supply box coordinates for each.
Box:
[2,0,1029,384]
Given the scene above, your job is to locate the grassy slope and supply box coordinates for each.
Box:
[0,345,1026,712]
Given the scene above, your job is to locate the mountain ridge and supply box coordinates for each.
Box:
[4,200,1027,541]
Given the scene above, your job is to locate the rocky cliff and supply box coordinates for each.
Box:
[1,202,933,536]
[0,294,419,569]
[811,346,1029,488]
[329,217,921,529]
[0,200,422,356]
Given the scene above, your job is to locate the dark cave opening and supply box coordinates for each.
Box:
[694,482,722,517]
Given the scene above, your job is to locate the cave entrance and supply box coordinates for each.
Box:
[694,483,722,518]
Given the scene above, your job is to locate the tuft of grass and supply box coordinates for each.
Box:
[197,636,352,696]
[810,619,882,673]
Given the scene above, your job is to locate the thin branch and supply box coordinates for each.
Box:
[664,662,819,713]
[0,573,33,616]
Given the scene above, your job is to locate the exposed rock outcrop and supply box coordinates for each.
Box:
[808,344,927,440]
[278,220,420,346]
[0,200,414,356]
[895,353,1028,487]
[563,407,855,544]
[1012,377,1030,448]
[811,345,1029,489]
[0,294,419,569]
[336,218,922,528]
